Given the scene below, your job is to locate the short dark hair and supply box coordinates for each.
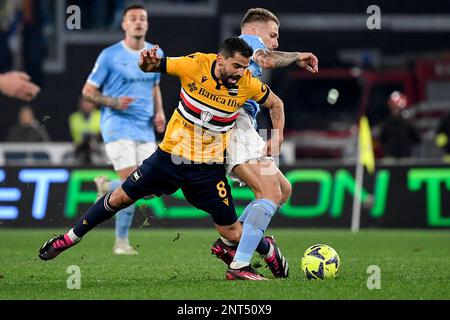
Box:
[241,8,280,29]
[219,37,253,59]
[123,4,147,17]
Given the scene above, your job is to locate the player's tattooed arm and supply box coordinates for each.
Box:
[265,91,285,135]
[254,50,298,68]
[261,90,285,156]
[139,45,161,72]
[254,50,319,73]
[82,83,133,110]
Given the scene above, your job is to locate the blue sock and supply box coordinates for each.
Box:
[233,199,277,266]
[255,203,286,255]
[238,200,256,223]
[109,179,135,239]
[115,204,135,239]
[239,200,270,255]
[73,193,120,238]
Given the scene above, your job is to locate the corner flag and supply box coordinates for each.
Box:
[351,116,375,233]
[358,116,375,175]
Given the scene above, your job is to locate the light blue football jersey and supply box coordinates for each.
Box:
[239,34,268,126]
[87,41,164,143]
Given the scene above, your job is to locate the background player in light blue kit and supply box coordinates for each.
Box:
[82,4,165,255]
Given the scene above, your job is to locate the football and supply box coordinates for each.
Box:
[301,244,340,280]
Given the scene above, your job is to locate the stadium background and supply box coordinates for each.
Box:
[1,0,449,230]
[0,0,450,303]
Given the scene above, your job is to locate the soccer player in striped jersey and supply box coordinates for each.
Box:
[38,37,285,280]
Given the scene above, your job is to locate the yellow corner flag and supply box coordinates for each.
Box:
[358,116,375,175]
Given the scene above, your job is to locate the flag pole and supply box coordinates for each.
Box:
[351,150,364,233]
[351,116,374,233]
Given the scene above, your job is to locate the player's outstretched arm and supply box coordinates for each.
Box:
[254,50,318,73]
[260,90,285,156]
[139,45,162,73]
[82,83,133,110]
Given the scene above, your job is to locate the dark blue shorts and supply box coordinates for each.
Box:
[122,148,237,226]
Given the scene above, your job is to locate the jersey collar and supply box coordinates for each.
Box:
[121,40,146,54]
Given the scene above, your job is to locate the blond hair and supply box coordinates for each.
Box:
[241,8,280,29]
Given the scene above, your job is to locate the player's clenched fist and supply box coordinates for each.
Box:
[139,45,161,72]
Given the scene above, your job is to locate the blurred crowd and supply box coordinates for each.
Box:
[1,0,450,165]
[0,0,44,85]
[69,0,206,30]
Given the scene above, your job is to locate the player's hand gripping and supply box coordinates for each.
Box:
[297,52,319,74]
[139,45,161,72]
[265,130,284,157]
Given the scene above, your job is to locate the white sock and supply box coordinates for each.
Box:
[67,228,81,244]
[116,237,129,245]
[221,237,237,247]
[230,261,250,269]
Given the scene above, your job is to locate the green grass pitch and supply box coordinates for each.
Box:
[0,228,449,300]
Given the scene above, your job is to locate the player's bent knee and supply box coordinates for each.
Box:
[270,189,283,205]
[249,178,283,204]
[278,174,292,204]
[244,179,263,198]
[260,185,282,205]
[109,187,135,208]
[281,182,292,203]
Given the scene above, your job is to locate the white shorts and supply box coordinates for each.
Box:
[104,139,157,171]
[226,109,272,180]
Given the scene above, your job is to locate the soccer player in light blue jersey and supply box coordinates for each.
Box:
[212,8,320,280]
[81,4,166,255]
